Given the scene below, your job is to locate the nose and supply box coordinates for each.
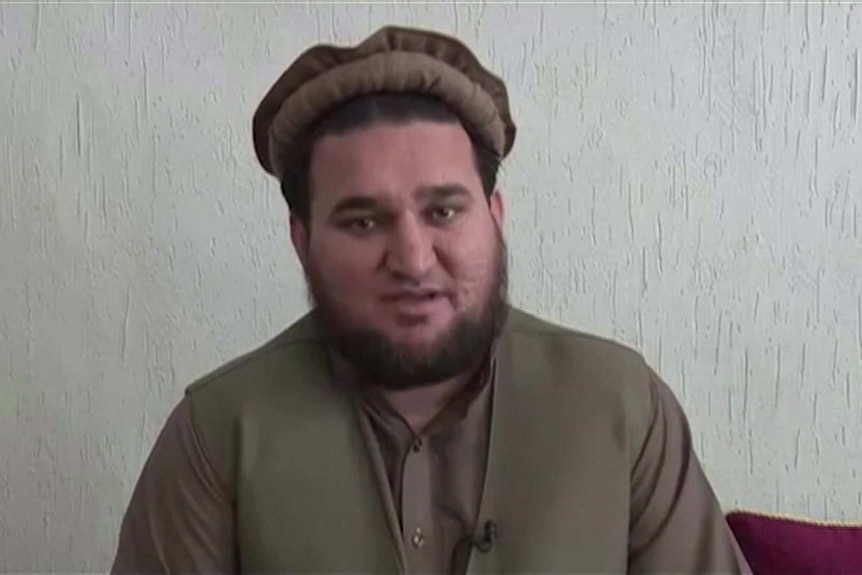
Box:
[384,215,436,280]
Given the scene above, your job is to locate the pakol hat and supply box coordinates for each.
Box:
[253,25,516,179]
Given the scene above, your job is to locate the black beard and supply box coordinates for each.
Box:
[307,234,509,390]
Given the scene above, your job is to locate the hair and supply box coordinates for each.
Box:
[278,92,502,226]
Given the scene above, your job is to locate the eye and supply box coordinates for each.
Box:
[341,217,377,232]
[429,206,459,222]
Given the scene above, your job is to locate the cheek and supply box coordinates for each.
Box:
[441,231,498,293]
[310,236,380,293]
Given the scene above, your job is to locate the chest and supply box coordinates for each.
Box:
[233,388,633,573]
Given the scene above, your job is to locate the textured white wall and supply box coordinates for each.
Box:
[1,3,861,571]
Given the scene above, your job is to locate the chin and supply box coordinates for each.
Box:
[390,310,455,331]
[387,321,448,344]
[385,313,454,341]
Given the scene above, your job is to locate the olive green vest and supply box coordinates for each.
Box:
[185,307,730,573]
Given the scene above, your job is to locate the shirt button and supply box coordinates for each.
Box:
[411,527,426,549]
[411,438,424,453]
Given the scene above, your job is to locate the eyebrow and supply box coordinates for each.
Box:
[416,184,472,203]
[329,195,383,217]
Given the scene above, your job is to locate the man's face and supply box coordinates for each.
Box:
[291,120,507,389]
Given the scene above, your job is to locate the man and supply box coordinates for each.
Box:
[112,26,750,573]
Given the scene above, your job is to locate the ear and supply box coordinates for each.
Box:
[489,188,505,231]
[289,213,310,272]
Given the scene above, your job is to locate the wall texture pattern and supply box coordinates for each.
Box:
[1,3,860,571]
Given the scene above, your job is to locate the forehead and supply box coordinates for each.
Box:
[308,121,483,210]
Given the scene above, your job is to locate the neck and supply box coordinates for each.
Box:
[327,346,486,434]
[379,369,478,433]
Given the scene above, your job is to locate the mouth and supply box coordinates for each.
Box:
[381,290,444,302]
[380,290,449,318]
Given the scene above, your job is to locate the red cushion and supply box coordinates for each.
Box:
[726,511,862,574]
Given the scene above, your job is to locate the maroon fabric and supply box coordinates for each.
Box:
[726,511,862,574]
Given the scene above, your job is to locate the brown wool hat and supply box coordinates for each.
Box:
[252,25,517,180]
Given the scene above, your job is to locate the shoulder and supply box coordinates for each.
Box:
[501,306,650,382]
[184,311,326,406]
[178,312,331,488]
[500,307,660,448]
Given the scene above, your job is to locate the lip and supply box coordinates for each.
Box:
[380,289,444,301]
[380,290,449,318]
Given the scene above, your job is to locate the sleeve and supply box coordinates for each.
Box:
[111,397,237,574]
[627,369,752,574]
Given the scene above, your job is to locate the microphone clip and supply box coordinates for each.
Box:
[474,520,498,553]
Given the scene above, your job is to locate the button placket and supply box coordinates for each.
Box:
[402,434,433,571]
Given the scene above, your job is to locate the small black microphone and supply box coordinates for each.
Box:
[450,520,499,573]
[473,519,498,553]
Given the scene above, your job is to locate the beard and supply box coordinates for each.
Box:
[306,230,509,390]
